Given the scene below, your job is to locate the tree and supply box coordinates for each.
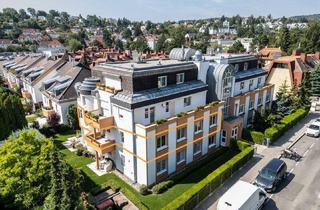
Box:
[228,41,246,53]
[68,38,82,52]
[301,22,320,53]
[47,112,61,128]
[44,149,83,210]
[130,36,149,52]
[114,39,124,51]
[0,129,54,209]
[155,34,166,52]
[0,88,27,140]
[122,28,132,40]
[310,65,320,97]
[298,68,312,106]
[67,104,80,130]
[27,8,36,17]
[275,82,294,116]
[277,26,290,53]
[252,111,268,132]
[103,28,113,47]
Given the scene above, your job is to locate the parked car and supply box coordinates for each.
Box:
[217,180,267,210]
[305,123,320,137]
[254,158,287,192]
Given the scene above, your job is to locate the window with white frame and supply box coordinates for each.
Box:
[176,127,187,142]
[240,81,245,90]
[156,135,167,151]
[156,159,167,175]
[120,131,124,143]
[165,102,169,112]
[258,77,262,85]
[194,120,203,134]
[184,96,191,107]
[158,76,167,88]
[176,150,186,164]
[239,104,245,114]
[120,154,125,166]
[249,79,254,88]
[221,130,227,143]
[249,100,254,110]
[209,114,217,127]
[176,73,185,84]
[266,92,270,102]
[244,62,249,70]
[208,134,216,147]
[144,108,149,119]
[193,142,202,155]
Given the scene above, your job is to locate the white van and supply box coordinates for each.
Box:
[217,180,267,210]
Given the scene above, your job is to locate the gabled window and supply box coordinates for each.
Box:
[158,76,167,88]
[176,73,185,84]
[184,96,191,107]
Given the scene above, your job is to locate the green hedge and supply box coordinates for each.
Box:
[265,108,309,144]
[162,141,254,210]
[242,128,264,145]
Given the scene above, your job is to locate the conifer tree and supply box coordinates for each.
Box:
[310,65,320,97]
[275,81,294,116]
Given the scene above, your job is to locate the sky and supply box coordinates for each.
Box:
[0,0,319,22]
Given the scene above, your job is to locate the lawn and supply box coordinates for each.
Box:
[53,131,239,210]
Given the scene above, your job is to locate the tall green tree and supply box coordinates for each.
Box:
[277,25,290,53]
[67,104,80,130]
[298,69,312,106]
[275,82,294,116]
[68,38,82,52]
[130,36,149,52]
[0,129,54,209]
[310,65,320,97]
[228,41,246,53]
[301,21,320,53]
[103,29,113,47]
[0,88,27,140]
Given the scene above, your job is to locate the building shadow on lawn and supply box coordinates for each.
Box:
[196,155,263,210]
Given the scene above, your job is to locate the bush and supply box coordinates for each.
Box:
[250,131,265,145]
[162,143,253,210]
[151,180,174,194]
[76,144,85,156]
[156,118,167,125]
[139,185,150,195]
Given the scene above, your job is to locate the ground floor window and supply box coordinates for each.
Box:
[156,159,167,175]
[176,150,186,164]
[208,134,216,148]
[193,142,202,155]
[221,130,227,143]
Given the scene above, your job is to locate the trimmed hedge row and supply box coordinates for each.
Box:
[162,141,254,210]
[265,108,309,144]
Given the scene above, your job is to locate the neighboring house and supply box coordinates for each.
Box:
[38,39,66,56]
[18,28,43,42]
[258,47,283,66]
[145,35,159,51]
[20,53,69,105]
[77,48,224,186]
[41,60,91,124]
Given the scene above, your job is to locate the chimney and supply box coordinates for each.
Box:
[292,49,301,56]
[300,53,306,63]
[315,52,320,60]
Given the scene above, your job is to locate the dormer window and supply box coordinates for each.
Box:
[244,62,249,71]
[176,73,185,84]
[234,64,239,72]
[158,76,167,88]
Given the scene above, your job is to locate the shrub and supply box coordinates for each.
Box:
[176,112,187,118]
[195,105,205,112]
[47,112,60,128]
[151,180,174,194]
[156,118,167,125]
[139,184,150,195]
[76,144,85,156]
[250,131,265,145]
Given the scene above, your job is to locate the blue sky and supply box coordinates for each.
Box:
[0,0,319,22]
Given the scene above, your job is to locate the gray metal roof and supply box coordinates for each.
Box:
[169,48,196,61]
[235,68,268,81]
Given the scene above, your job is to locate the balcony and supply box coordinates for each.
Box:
[84,133,115,154]
[21,90,32,99]
[84,112,114,131]
[42,107,55,118]
[96,83,121,94]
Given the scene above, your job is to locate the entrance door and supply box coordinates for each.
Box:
[150,107,155,123]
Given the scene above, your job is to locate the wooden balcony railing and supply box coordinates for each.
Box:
[84,133,115,154]
[84,112,114,131]
[42,107,55,118]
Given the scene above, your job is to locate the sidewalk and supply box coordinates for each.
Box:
[196,112,319,210]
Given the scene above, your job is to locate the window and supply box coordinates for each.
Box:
[184,96,191,107]
[258,97,262,106]
[156,135,167,151]
[120,154,125,166]
[249,79,254,87]
[221,130,227,143]
[193,142,202,155]
[244,62,249,70]
[118,108,124,118]
[239,104,245,114]
[208,134,216,147]
[145,108,149,118]
[249,100,254,110]
[176,73,185,84]
[158,76,167,88]
[156,159,167,175]
[240,82,245,90]
[176,150,186,164]
[177,127,187,142]
[165,102,169,112]
[266,92,271,102]
[194,120,203,134]
[209,115,217,127]
[120,131,124,143]
[234,64,239,72]
[258,77,262,85]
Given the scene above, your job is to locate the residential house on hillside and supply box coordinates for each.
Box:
[258,47,283,66]
[0,39,12,49]
[18,28,43,42]
[41,60,91,124]
[38,39,66,56]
